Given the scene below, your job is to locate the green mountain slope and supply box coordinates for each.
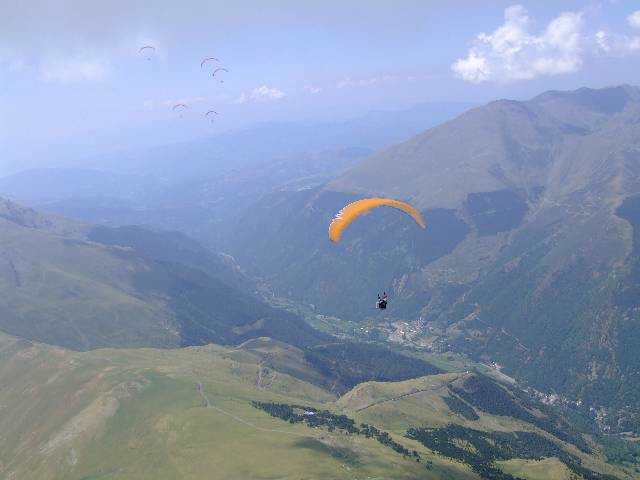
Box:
[0,197,324,350]
[226,85,640,432]
[0,332,632,480]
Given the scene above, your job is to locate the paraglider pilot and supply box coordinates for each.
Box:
[377,292,388,310]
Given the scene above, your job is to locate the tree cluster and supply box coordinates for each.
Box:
[252,401,422,463]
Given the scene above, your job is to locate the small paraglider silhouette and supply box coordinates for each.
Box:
[172,103,188,118]
[212,67,229,83]
[205,110,219,123]
[200,57,220,69]
[139,45,156,61]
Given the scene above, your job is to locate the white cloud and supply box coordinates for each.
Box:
[453,5,585,83]
[338,77,377,88]
[41,58,109,83]
[593,8,640,57]
[595,29,640,56]
[0,1,168,84]
[235,85,286,104]
[406,74,439,82]
[452,52,491,83]
[337,74,400,89]
[595,30,610,52]
[303,74,436,92]
[145,95,227,111]
[162,96,206,108]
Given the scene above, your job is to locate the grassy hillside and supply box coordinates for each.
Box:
[1,332,634,480]
[86,225,252,291]
[0,197,325,350]
[0,333,459,480]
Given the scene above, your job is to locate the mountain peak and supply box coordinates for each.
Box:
[0,196,84,235]
[531,84,640,114]
[0,196,50,228]
[329,84,640,210]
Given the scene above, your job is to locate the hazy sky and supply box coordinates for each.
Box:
[2,0,640,174]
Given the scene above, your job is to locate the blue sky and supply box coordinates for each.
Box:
[1,0,640,174]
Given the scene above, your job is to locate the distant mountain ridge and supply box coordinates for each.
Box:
[330,84,640,209]
[0,102,474,248]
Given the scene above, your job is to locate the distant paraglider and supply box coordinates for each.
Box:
[205,110,219,123]
[201,57,220,68]
[202,59,229,84]
[172,103,188,117]
[212,67,229,83]
[131,45,232,125]
[328,197,426,243]
[139,45,156,61]
[133,47,229,125]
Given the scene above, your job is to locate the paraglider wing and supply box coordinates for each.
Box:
[139,45,156,60]
[172,103,188,117]
[212,67,229,83]
[201,57,220,68]
[205,110,219,122]
[212,67,228,77]
[328,197,426,243]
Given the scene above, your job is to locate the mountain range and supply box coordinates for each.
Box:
[3,86,640,478]
[0,101,473,248]
[225,85,640,433]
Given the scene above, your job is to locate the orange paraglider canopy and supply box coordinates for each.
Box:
[328,197,426,243]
